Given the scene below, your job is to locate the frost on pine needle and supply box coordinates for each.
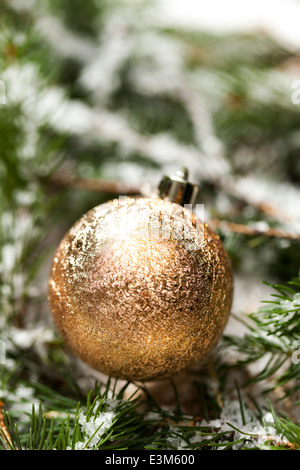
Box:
[74,408,116,450]
[280,292,300,312]
[160,397,290,450]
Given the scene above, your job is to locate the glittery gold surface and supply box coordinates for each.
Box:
[48,197,233,381]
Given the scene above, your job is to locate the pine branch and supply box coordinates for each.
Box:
[267,406,300,450]
[224,277,300,398]
[1,378,297,450]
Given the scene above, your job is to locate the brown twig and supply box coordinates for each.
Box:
[210,218,300,241]
[49,175,141,195]
[0,401,13,450]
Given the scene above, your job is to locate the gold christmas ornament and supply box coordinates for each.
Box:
[48,169,233,381]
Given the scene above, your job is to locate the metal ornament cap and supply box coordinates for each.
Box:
[48,184,233,382]
[158,167,199,206]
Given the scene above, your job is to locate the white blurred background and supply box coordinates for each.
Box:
[160,0,300,50]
